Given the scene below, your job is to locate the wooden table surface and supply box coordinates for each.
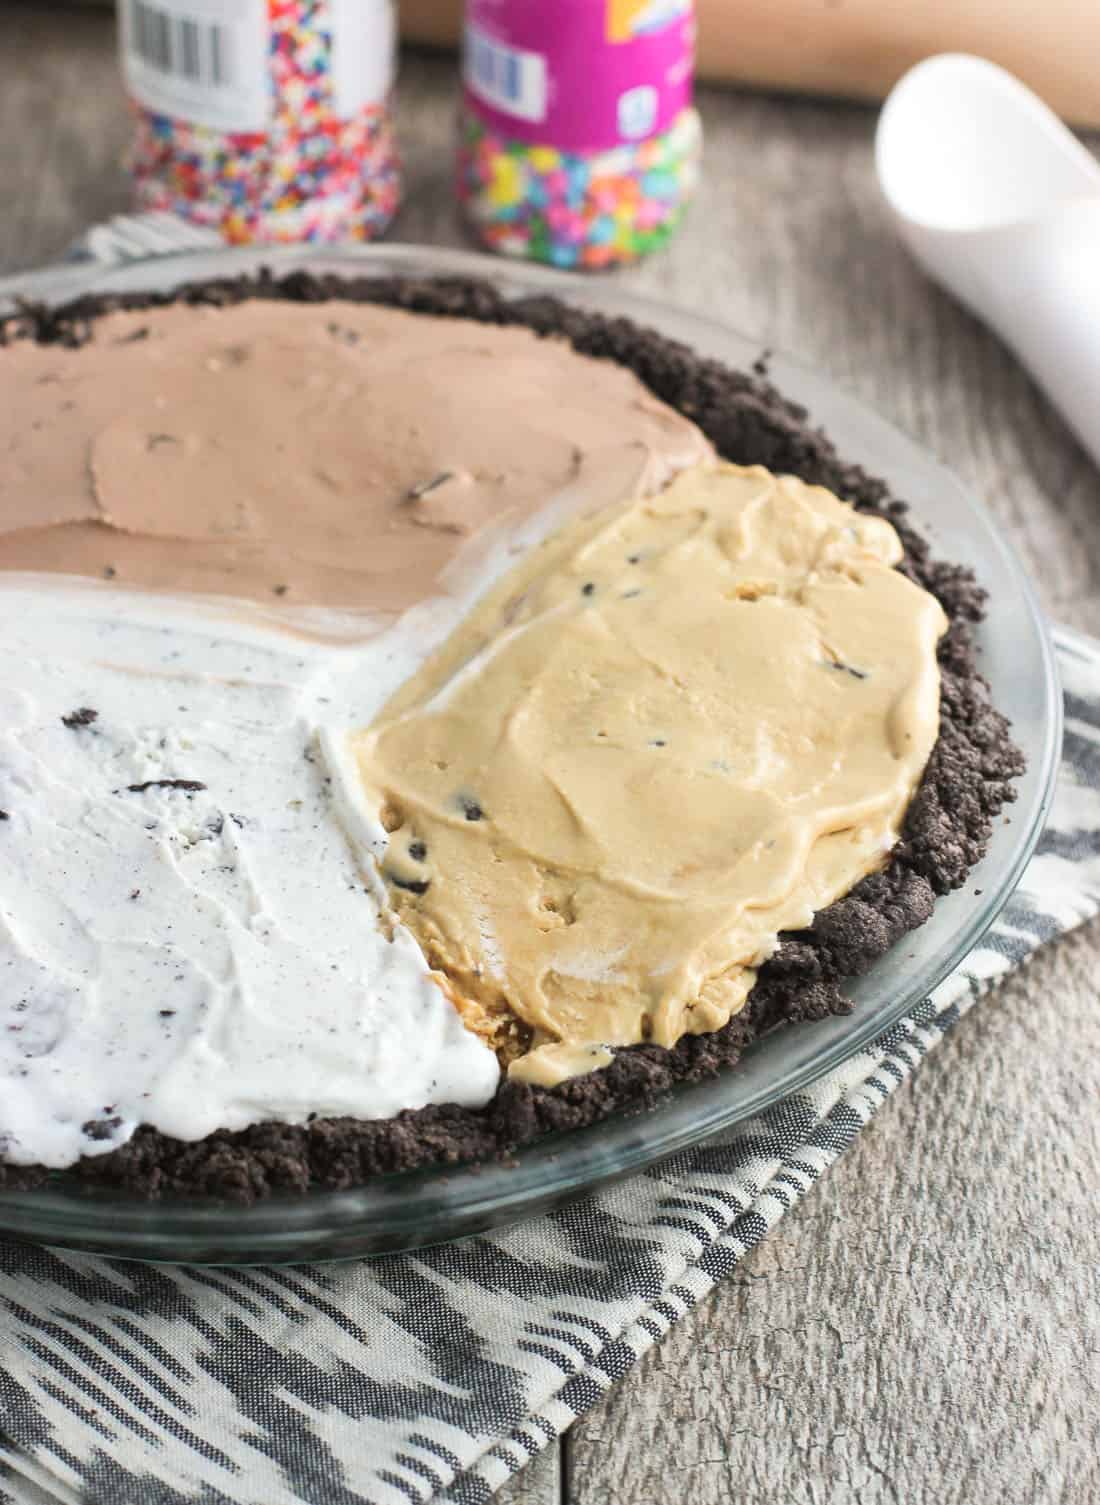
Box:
[3,6,1099,1503]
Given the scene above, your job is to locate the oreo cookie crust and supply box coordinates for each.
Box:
[0,272,1025,1201]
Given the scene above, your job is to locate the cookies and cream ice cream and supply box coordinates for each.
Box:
[0,295,944,1169]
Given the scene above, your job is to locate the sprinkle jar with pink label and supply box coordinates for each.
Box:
[457,0,701,269]
[118,0,400,245]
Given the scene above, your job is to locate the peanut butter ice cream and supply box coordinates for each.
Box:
[354,462,948,1086]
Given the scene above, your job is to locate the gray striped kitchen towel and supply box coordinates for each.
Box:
[0,622,1095,1505]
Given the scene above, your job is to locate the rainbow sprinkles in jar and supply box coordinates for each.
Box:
[458,0,703,267]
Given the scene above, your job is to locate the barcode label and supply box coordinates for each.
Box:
[129,1,231,86]
[120,0,271,133]
[464,24,547,124]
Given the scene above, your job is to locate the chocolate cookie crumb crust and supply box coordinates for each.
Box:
[0,273,1025,1201]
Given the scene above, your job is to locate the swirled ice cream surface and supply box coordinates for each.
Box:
[0,299,710,1167]
[0,585,506,1167]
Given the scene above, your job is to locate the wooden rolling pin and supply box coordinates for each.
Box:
[402,0,1100,129]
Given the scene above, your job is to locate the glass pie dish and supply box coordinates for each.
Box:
[0,244,1061,1264]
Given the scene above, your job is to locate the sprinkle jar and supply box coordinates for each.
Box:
[118,0,400,245]
[457,0,701,269]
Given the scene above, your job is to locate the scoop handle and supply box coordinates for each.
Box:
[961,201,1100,472]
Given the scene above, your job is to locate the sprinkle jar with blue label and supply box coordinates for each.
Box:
[457,0,702,269]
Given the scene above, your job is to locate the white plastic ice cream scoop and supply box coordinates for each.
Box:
[876,53,1100,470]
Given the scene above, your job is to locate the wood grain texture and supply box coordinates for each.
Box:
[2,17,1099,1505]
[488,1444,561,1505]
[0,5,131,278]
[567,926,1100,1505]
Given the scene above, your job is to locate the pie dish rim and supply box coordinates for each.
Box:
[0,243,1060,1263]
